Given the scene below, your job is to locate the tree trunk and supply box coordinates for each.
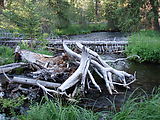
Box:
[0,0,4,8]
[150,0,160,31]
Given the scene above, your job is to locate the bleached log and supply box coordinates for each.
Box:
[76,42,134,83]
[11,76,61,88]
[58,47,90,92]
[64,42,136,94]
[0,62,27,74]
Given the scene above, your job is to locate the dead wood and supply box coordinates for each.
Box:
[2,44,137,99]
[0,62,27,74]
[11,76,61,88]
[63,42,136,94]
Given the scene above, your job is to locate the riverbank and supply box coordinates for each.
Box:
[16,87,160,120]
[53,23,115,36]
[126,30,160,63]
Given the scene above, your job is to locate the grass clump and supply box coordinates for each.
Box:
[126,30,160,63]
[19,100,99,120]
[0,46,14,65]
[112,89,160,120]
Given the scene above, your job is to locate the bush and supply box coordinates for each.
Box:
[126,30,160,63]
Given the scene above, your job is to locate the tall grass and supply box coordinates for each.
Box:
[19,100,99,120]
[112,88,160,120]
[0,46,14,65]
[126,30,160,63]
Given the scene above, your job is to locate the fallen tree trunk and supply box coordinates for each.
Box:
[11,76,61,88]
[14,46,69,69]
[0,62,27,74]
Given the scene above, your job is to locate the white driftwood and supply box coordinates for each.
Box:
[58,47,90,92]
[0,62,27,74]
[11,76,61,88]
[63,42,136,94]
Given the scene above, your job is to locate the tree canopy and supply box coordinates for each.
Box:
[0,0,159,36]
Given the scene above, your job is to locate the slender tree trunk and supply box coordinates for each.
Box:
[0,0,4,8]
[150,0,160,31]
[0,0,4,14]
[95,0,99,21]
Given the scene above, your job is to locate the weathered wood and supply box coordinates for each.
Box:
[12,76,61,88]
[15,46,69,69]
[63,42,136,94]
[0,62,27,73]
[58,47,91,92]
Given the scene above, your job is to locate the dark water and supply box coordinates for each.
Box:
[125,62,160,92]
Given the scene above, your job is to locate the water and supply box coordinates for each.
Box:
[125,62,160,92]
[69,32,128,41]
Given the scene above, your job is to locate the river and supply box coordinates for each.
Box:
[0,32,160,112]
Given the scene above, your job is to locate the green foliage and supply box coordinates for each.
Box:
[126,30,160,63]
[112,88,160,120]
[39,0,70,29]
[0,96,25,116]
[3,0,40,38]
[55,23,108,35]
[0,46,14,65]
[104,0,119,31]
[19,100,99,120]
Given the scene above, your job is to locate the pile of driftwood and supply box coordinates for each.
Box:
[0,42,136,99]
